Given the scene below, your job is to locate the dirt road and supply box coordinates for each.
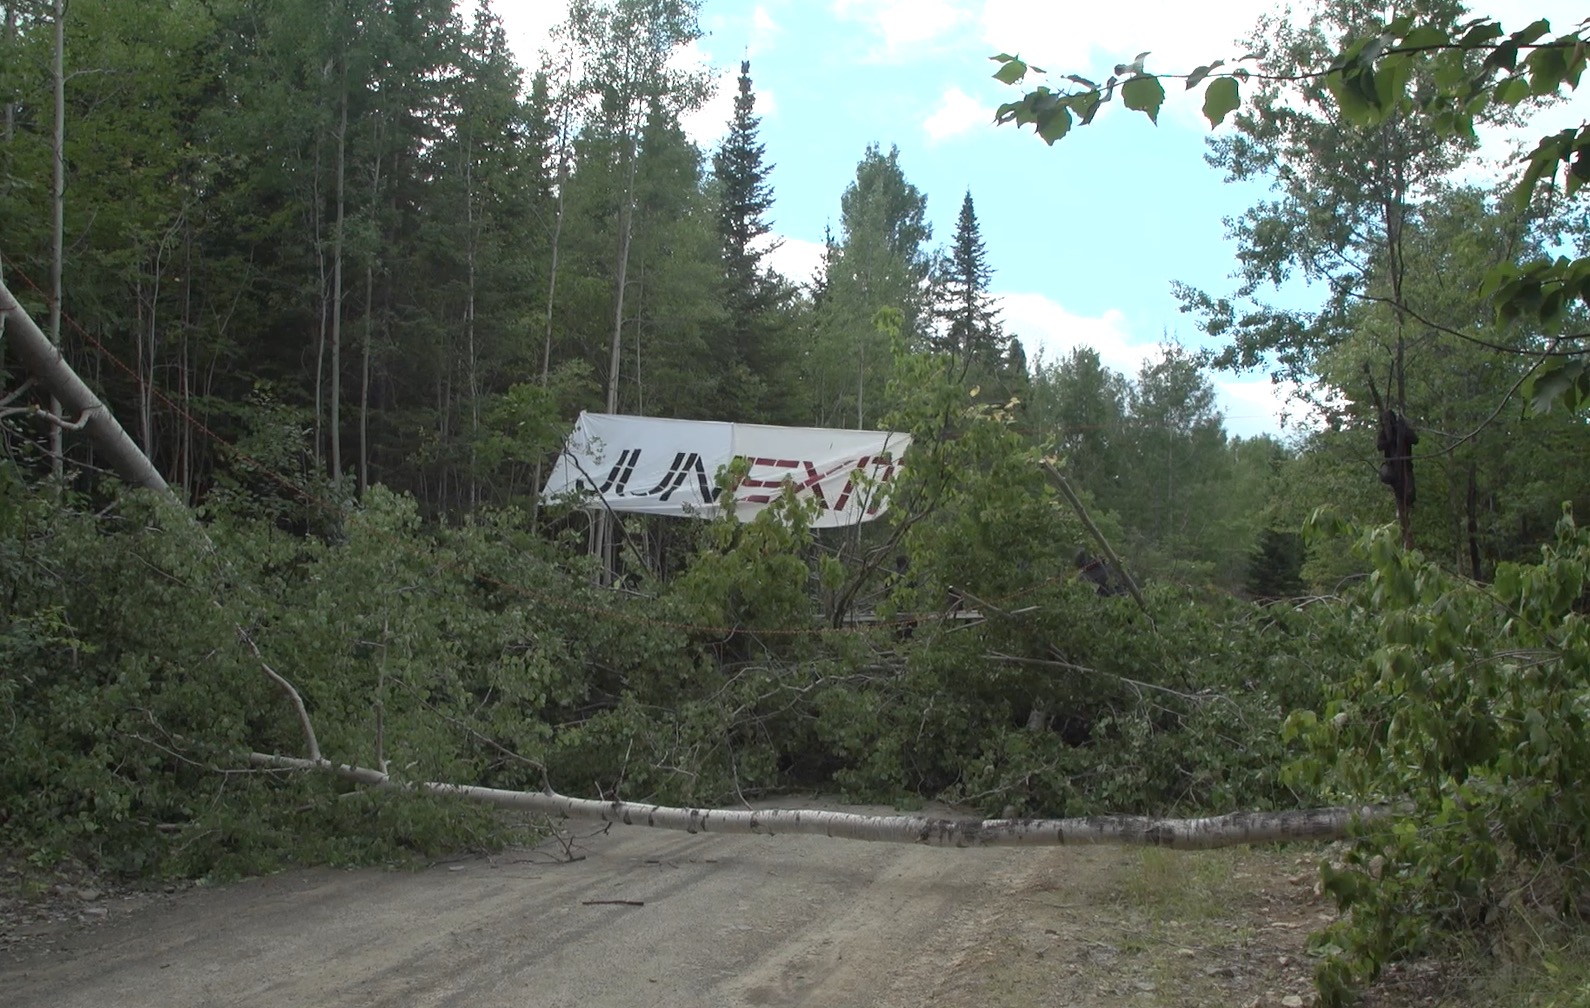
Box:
[0,800,1327,1008]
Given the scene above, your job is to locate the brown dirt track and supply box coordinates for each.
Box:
[1,800,1330,1008]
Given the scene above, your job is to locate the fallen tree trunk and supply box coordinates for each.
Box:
[1,276,170,493]
[250,752,1390,850]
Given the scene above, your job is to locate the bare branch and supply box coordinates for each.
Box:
[249,752,1394,850]
[0,377,36,407]
[32,406,92,430]
[235,623,321,764]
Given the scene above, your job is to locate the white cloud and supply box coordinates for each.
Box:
[496,0,567,68]
[997,291,1158,377]
[998,289,1299,436]
[923,87,992,143]
[1215,376,1314,439]
[680,59,740,148]
[750,5,782,57]
[763,234,828,286]
[980,0,1270,81]
[832,0,974,61]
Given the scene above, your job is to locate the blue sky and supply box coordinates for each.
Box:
[499,0,1589,438]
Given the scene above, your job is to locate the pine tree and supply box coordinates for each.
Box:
[1246,528,1306,600]
[713,59,774,311]
[709,58,793,420]
[935,191,1003,371]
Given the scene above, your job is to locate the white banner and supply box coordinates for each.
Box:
[541,412,910,528]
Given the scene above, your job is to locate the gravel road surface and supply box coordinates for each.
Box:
[1,801,1056,1008]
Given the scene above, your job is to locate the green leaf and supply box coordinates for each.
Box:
[1485,40,1520,72]
[1510,18,1551,47]
[1400,25,1450,49]
[1074,90,1104,125]
[1527,44,1569,95]
[1328,70,1377,126]
[1120,75,1165,123]
[1037,105,1073,144]
[1375,54,1411,109]
[1513,129,1576,209]
[1186,60,1224,90]
[1564,146,1590,197]
[1202,76,1241,127]
[1568,146,1590,198]
[1494,76,1532,105]
[1526,358,1588,414]
[1458,19,1503,47]
[993,58,1028,85]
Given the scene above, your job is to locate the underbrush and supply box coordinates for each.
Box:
[1295,511,1590,1006]
[1,464,1351,883]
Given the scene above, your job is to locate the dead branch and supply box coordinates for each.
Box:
[248,752,1392,850]
[235,623,321,764]
[33,406,92,430]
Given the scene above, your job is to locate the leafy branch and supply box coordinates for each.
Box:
[992,14,1590,411]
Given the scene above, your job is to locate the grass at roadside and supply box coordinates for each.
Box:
[920,843,1590,1008]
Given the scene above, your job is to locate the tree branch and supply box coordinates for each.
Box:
[32,405,92,430]
[235,622,321,764]
[1347,290,1589,356]
[248,752,1395,850]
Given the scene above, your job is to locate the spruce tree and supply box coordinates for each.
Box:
[713,59,775,311]
[936,191,1003,370]
[710,58,794,420]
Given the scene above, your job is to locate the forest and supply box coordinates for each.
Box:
[1,0,1588,1003]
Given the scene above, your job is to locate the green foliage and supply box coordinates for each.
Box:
[3,329,1351,890]
[992,10,1590,412]
[1527,356,1590,415]
[1201,76,1241,127]
[1026,345,1278,592]
[1246,527,1306,600]
[1290,509,1590,1006]
[1120,74,1165,123]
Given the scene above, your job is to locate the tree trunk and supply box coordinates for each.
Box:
[1466,463,1482,580]
[312,135,327,475]
[463,143,479,510]
[359,141,382,499]
[606,135,637,414]
[359,258,373,498]
[48,0,65,481]
[531,142,569,529]
[249,752,1391,851]
[594,131,641,583]
[1,276,169,493]
[329,89,347,485]
[180,246,194,497]
[2,1,14,145]
[1,2,12,376]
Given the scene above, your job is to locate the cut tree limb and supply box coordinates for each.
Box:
[249,752,1390,850]
[1040,460,1147,612]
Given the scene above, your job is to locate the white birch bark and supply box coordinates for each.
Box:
[1,276,168,493]
[48,0,65,480]
[249,752,1389,850]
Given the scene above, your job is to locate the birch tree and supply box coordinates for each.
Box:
[568,0,708,415]
[805,144,931,427]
